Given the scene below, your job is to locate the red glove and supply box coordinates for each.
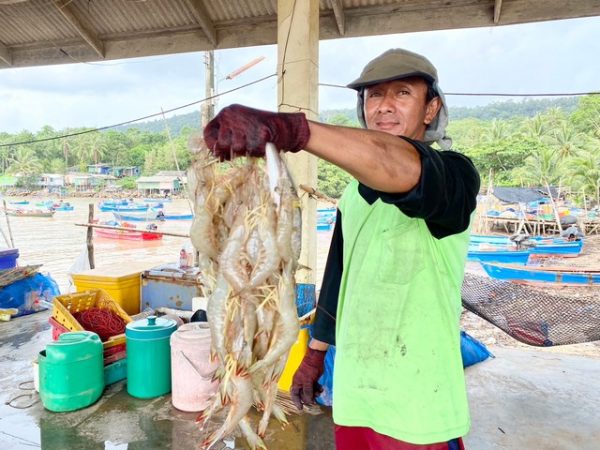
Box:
[203,104,310,160]
[290,347,326,410]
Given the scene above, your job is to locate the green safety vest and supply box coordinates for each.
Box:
[332,180,470,444]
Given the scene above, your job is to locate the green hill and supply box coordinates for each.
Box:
[113,97,581,136]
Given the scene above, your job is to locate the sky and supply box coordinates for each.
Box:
[0,16,599,134]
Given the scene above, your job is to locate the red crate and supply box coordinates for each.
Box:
[49,316,126,366]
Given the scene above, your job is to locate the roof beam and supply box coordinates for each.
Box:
[329,0,346,35]
[0,41,12,66]
[53,0,104,58]
[494,0,503,24]
[187,0,217,46]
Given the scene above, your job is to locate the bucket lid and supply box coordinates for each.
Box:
[126,315,177,339]
[171,322,211,343]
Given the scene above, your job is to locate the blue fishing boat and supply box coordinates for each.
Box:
[9,200,29,205]
[144,198,171,204]
[481,262,600,285]
[470,234,574,245]
[467,249,530,265]
[99,201,149,212]
[113,211,193,221]
[529,240,583,256]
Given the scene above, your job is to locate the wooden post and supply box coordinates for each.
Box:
[545,182,563,234]
[87,204,95,269]
[2,200,15,248]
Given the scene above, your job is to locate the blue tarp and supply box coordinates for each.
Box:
[0,273,60,317]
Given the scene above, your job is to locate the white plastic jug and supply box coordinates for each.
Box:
[170,322,219,411]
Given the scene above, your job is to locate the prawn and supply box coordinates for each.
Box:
[249,262,299,374]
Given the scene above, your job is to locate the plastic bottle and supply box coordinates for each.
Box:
[179,248,189,269]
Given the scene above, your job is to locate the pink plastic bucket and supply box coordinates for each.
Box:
[170,322,219,411]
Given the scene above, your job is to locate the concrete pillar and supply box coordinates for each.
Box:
[277,0,319,285]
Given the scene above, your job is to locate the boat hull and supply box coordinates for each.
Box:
[95,229,162,241]
[481,262,600,285]
[467,250,530,264]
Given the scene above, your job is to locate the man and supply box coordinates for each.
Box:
[204,48,480,450]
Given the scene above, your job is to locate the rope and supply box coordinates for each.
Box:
[72,308,126,342]
[5,380,39,409]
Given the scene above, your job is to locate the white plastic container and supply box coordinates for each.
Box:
[170,323,219,411]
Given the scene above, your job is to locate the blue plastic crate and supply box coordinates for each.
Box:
[0,248,19,270]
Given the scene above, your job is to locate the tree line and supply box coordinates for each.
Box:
[1,96,598,205]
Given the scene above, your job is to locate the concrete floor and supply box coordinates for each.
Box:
[1,311,599,450]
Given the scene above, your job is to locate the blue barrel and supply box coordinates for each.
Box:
[126,315,177,398]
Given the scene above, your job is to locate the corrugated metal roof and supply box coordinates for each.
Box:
[0,0,599,68]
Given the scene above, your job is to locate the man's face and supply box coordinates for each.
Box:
[363,77,441,140]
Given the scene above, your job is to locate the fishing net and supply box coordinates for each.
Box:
[461,273,600,346]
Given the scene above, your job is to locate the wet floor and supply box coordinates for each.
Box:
[0,310,336,450]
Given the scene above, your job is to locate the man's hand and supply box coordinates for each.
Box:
[203,104,310,160]
[290,347,327,410]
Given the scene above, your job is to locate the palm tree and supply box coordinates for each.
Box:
[519,146,563,186]
[549,122,583,159]
[523,114,548,141]
[567,152,600,206]
[7,147,43,175]
[485,119,509,143]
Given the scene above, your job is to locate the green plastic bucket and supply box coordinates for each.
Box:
[126,315,177,398]
[39,331,104,412]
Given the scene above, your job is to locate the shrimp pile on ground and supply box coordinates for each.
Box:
[188,138,302,450]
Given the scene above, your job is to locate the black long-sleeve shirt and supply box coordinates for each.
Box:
[312,137,480,345]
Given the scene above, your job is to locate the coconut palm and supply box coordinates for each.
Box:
[7,147,43,175]
[549,122,583,159]
[567,152,600,206]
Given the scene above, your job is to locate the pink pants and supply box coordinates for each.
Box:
[335,425,465,450]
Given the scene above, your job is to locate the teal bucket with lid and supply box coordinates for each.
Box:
[126,315,177,398]
[39,331,104,412]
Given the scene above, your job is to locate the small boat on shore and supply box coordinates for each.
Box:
[469,236,583,256]
[467,249,531,265]
[481,262,600,285]
[94,221,163,241]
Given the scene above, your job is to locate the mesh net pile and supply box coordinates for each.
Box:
[461,273,600,346]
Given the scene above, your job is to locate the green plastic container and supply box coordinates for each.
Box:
[39,331,104,412]
[126,315,177,398]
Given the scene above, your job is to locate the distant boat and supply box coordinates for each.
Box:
[113,211,193,221]
[6,208,55,218]
[143,198,171,204]
[481,262,600,285]
[99,201,149,212]
[8,200,29,205]
[94,221,162,241]
[35,200,74,211]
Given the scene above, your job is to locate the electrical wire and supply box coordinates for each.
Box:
[0,73,277,148]
[318,82,600,97]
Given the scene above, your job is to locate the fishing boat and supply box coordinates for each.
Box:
[113,211,193,221]
[470,234,576,245]
[98,201,149,212]
[6,208,55,218]
[481,262,600,285]
[94,221,163,241]
[469,239,582,256]
[143,198,171,204]
[35,200,74,211]
[8,200,29,205]
[467,249,530,264]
